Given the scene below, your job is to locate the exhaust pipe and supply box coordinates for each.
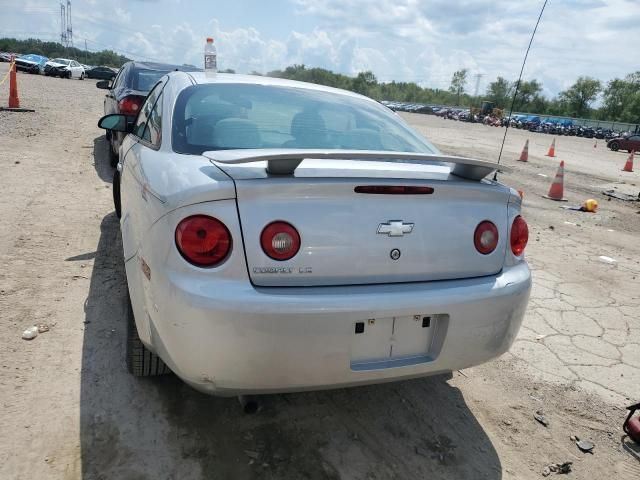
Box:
[238,395,260,414]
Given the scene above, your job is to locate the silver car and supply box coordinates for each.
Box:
[98,72,531,396]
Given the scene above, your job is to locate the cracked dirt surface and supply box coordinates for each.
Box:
[405,113,640,407]
[1,67,639,479]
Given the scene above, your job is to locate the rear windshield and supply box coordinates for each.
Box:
[172,83,436,155]
[133,69,170,92]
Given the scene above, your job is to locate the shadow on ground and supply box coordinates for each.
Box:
[93,135,113,184]
[78,212,502,480]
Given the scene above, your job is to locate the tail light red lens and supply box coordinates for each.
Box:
[261,221,301,261]
[510,215,529,256]
[474,221,499,255]
[175,215,232,267]
[118,96,143,116]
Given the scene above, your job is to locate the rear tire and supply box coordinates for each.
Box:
[113,170,121,219]
[80,72,85,80]
[126,292,171,376]
[108,137,119,167]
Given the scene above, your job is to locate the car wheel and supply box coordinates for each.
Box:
[126,292,171,376]
[109,137,119,168]
[80,72,84,80]
[66,71,72,79]
[113,170,121,219]
[609,141,619,151]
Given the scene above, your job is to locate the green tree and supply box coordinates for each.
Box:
[485,77,512,108]
[0,37,129,67]
[558,76,601,118]
[513,79,543,111]
[600,72,640,123]
[352,71,378,96]
[449,69,468,105]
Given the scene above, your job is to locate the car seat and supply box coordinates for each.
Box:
[284,110,330,148]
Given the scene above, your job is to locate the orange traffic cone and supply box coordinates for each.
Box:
[546,138,556,157]
[8,55,20,108]
[543,160,567,201]
[622,151,634,172]
[518,139,529,162]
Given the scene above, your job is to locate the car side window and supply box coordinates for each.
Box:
[133,82,164,143]
[142,92,163,147]
[112,67,126,89]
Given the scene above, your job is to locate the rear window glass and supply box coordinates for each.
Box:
[172,83,436,155]
[133,69,170,92]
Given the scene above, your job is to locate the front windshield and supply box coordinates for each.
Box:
[172,83,437,155]
[52,58,70,66]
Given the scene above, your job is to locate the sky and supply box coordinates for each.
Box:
[1,0,638,97]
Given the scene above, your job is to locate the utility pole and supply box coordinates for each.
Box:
[473,73,484,100]
[470,73,484,123]
[66,1,73,48]
[60,2,67,47]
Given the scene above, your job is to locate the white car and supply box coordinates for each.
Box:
[98,72,531,397]
[44,58,85,79]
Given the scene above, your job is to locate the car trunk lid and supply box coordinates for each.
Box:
[204,151,510,287]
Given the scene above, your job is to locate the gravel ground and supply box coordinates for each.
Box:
[1,65,639,479]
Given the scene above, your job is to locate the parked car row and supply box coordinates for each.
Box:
[381,101,436,114]
[435,108,639,150]
[436,107,474,121]
[1,51,118,81]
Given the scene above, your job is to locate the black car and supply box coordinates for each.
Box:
[97,61,200,166]
[87,66,117,80]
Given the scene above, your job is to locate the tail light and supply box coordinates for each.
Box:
[118,95,143,116]
[175,215,232,267]
[510,215,529,256]
[261,221,301,261]
[474,221,499,255]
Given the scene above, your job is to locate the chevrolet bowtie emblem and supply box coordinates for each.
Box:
[377,220,414,237]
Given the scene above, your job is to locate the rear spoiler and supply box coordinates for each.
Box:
[203,149,508,181]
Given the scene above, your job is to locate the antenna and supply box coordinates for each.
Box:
[494,0,549,181]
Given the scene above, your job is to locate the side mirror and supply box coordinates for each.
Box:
[98,114,133,133]
[96,80,111,90]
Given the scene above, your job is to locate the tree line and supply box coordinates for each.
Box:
[269,65,639,124]
[0,37,129,68]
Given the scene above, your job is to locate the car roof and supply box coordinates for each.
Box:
[184,72,372,102]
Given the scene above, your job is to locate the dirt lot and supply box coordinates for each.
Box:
[1,65,639,479]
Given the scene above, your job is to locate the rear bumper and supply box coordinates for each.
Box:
[148,262,531,396]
